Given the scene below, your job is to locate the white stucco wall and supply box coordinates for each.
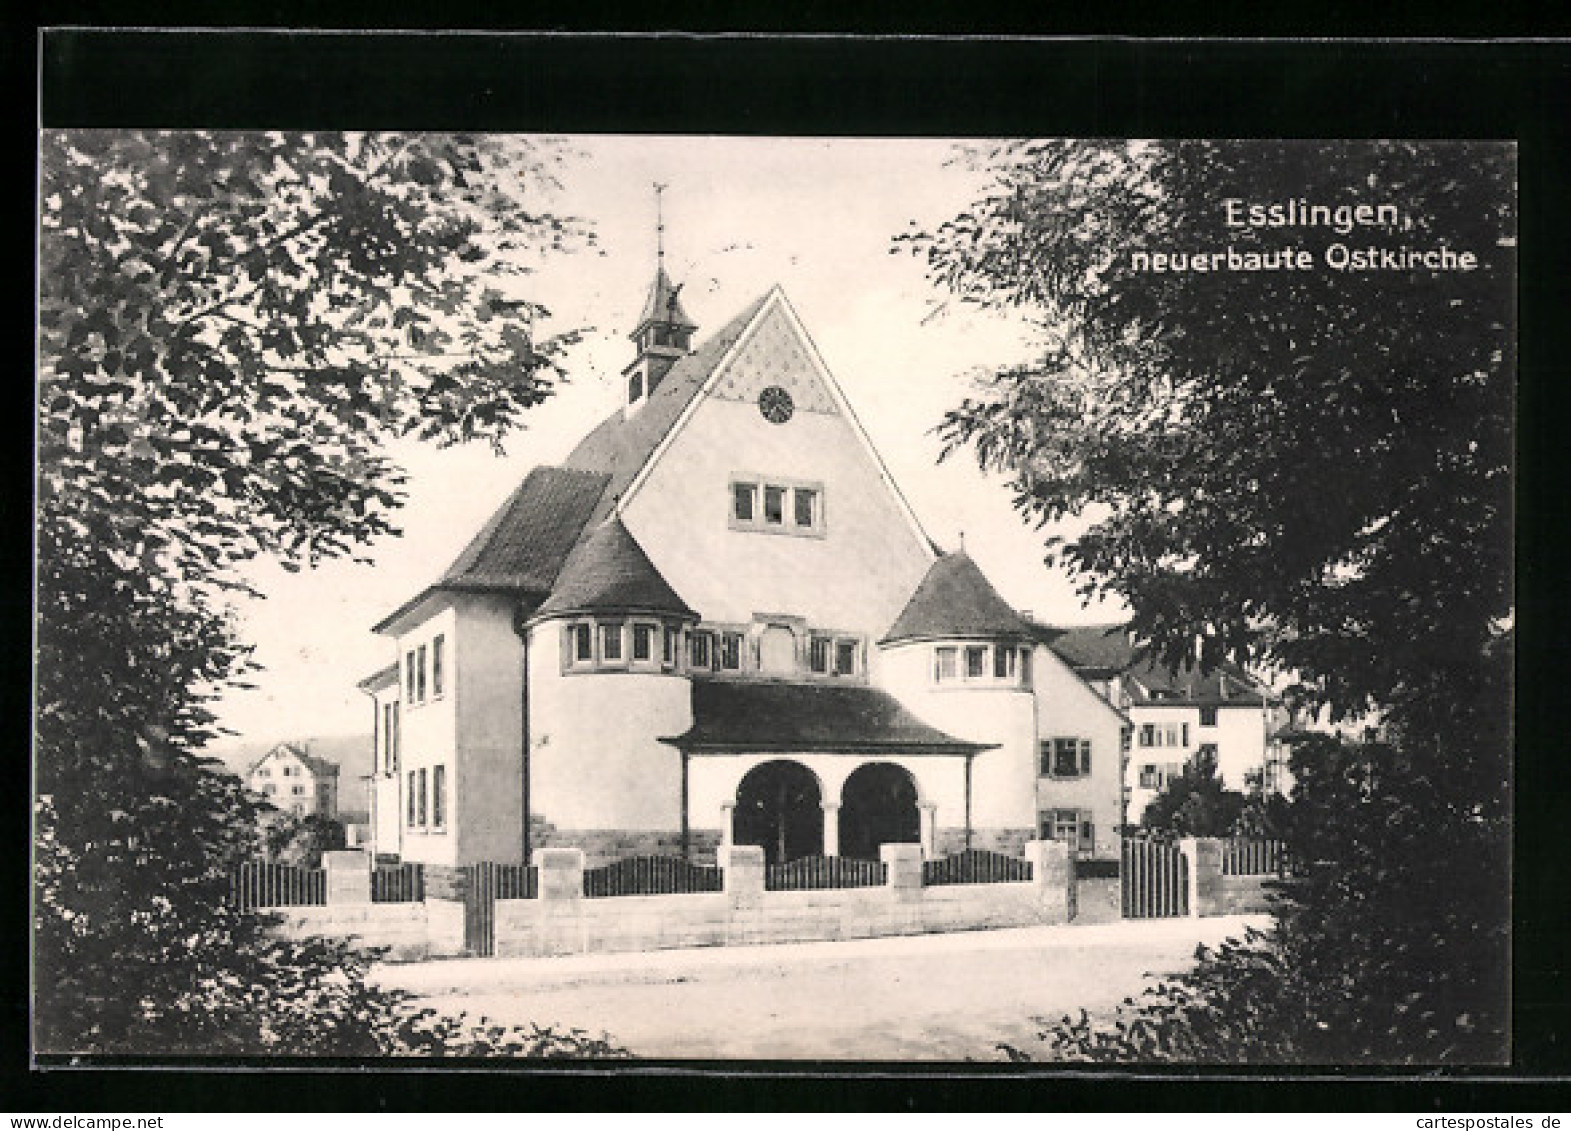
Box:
[526,619,691,833]
[620,301,934,648]
[452,594,526,863]
[1031,646,1128,859]
[390,602,460,867]
[877,642,1038,831]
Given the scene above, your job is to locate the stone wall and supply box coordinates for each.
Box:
[1182,837,1279,917]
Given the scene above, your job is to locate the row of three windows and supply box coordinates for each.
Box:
[407,765,446,831]
[731,479,822,534]
[405,635,446,705]
[933,643,1033,686]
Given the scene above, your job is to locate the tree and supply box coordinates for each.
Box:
[35,130,616,1055]
[263,811,348,868]
[909,140,1513,1062]
[1138,748,1245,837]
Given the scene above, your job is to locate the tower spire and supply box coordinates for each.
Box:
[654,181,666,269]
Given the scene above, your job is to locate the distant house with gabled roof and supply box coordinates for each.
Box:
[1034,623,1289,826]
[358,266,1133,870]
[247,742,341,819]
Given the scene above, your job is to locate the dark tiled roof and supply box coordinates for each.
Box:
[1123,658,1267,708]
[662,680,993,755]
[1037,622,1134,674]
[563,292,771,529]
[882,551,1036,644]
[634,266,698,332]
[374,292,768,635]
[438,465,610,592]
[1039,622,1269,707]
[533,515,697,621]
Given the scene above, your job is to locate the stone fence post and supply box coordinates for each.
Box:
[1179,837,1224,918]
[880,842,924,903]
[721,844,764,908]
[533,847,586,906]
[323,849,371,905]
[1024,839,1074,923]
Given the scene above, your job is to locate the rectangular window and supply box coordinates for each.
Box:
[405,651,417,700]
[416,768,428,827]
[1019,647,1032,688]
[391,702,400,771]
[809,635,831,674]
[1048,738,1090,777]
[1200,705,1217,727]
[1181,723,1191,746]
[763,485,785,525]
[793,487,818,528]
[689,631,713,670]
[1079,819,1095,856]
[1139,764,1163,788]
[432,765,446,831]
[407,771,417,827]
[935,646,958,682]
[573,623,593,663]
[719,632,743,671]
[381,704,392,773]
[733,482,756,522]
[292,785,305,796]
[994,645,1015,679]
[1139,723,1157,747]
[600,622,623,662]
[834,639,858,676]
[965,645,987,678]
[432,635,445,697]
[663,626,680,667]
[633,623,654,662]
[1044,809,1080,846]
[416,645,427,703]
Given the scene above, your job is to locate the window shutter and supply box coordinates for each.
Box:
[1080,740,1092,775]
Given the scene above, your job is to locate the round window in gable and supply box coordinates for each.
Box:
[758,384,795,424]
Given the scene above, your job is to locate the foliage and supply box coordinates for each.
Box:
[1138,747,1245,837]
[35,130,607,1056]
[909,140,1513,1063]
[908,139,1513,718]
[262,811,348,868]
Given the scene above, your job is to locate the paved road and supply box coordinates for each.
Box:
[377,913,1266,1061]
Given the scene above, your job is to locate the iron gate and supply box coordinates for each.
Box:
[1120,837,1189,918]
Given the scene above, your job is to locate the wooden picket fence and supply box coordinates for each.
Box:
[1120,837,1189,918]
[229,861,326,910]
[582,855,724,898]
[765,854,886,891]
[371,861,425,903]
[922,848,1034,886]
[1221,837,1286,876]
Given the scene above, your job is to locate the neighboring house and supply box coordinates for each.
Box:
[1036,623,1289,829]
[247,742,341,819]
[358,267,1130,869]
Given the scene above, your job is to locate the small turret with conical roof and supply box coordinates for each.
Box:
[624,186,698,413]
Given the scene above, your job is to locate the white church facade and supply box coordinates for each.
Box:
[358,269,1138,870]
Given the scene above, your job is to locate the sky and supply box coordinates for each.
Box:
[209,135,1128,752]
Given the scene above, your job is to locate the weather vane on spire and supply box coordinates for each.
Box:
[653,182,667,268]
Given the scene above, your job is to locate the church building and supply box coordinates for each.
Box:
[358,265,1132,869]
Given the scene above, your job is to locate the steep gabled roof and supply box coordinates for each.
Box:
[882,551,1036,644]
[563,292,771,525]
[661,680,994,755]
[532,515,696,621]
[372,465,611,633]
[249,742,340,779]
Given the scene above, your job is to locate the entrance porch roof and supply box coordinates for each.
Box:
[660,680,994,756]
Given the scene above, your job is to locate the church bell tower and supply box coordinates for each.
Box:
[624,185,698,415]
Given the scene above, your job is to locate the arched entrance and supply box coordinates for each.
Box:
[839,762,920,861]
[734,760,823,866]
